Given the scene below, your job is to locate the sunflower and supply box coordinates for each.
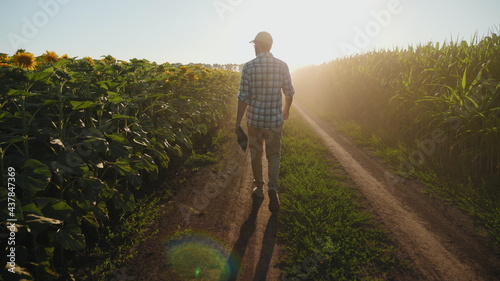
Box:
[61,54,70,59]
[102,55,116,63]
[42,51,59,63]
[179,65,188,74]
[82,57,95,65]
[0,63,11,68]
[0,54,11,63]
[13,52,37,70]
[201,69,210,78]
[187,72,199,80]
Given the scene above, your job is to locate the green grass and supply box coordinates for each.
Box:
[336,120,407,168]
[278,110,410,280]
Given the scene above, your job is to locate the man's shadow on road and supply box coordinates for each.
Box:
[252,212,278,281]
[219,195,279,281]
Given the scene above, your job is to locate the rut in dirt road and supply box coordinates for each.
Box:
[294,104,500,281]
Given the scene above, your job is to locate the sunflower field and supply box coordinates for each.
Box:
[0,50,240,280]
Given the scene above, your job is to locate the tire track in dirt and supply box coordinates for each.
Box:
[295,104,500,281]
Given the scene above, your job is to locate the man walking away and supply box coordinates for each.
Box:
[235,31,295,213]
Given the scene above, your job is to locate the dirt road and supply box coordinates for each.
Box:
[124,129,281,280]
[124,104,500,281]
[295,104,500,281]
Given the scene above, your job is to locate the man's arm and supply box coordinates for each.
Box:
[236,63,250,134]
[282,62,295,121]
[283,96,293,120]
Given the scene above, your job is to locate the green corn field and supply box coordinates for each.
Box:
[293,32,500,185]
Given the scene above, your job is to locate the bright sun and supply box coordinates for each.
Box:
[227,0,378,70]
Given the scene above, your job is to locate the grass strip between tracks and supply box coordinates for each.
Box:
[277,109,410,280]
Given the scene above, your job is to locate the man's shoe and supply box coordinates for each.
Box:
[268,188,280,213]
[252,187,265,198]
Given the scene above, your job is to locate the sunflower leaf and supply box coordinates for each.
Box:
[26,69,53,82]
[70,100,98,110]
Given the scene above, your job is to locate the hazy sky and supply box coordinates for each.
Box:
[1,0,499,70]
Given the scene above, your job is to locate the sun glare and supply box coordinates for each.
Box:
[232,0,374,70]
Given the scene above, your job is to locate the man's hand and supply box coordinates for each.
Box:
[283,109,290,120]
[283,97,293,121]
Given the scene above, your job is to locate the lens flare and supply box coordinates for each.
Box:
[163,231,238,280]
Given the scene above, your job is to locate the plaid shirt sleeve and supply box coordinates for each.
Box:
[238,63,250,104]
[282,63,295,99]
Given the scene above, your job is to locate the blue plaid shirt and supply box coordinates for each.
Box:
[238,52,295,129]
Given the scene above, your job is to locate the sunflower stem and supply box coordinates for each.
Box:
[21,94,29,158]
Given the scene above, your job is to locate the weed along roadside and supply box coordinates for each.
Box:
[277,109,414,280]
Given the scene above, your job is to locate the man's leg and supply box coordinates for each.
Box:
[265,126,283,190]
[265,126,282,213]
[248,126,265,196]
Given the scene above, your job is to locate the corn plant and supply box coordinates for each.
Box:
[293,31,500,182]
[292,31,500,248]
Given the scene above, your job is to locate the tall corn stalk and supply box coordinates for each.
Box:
[293,31,500,183]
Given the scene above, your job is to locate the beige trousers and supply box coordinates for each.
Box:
[247,126,283,190]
